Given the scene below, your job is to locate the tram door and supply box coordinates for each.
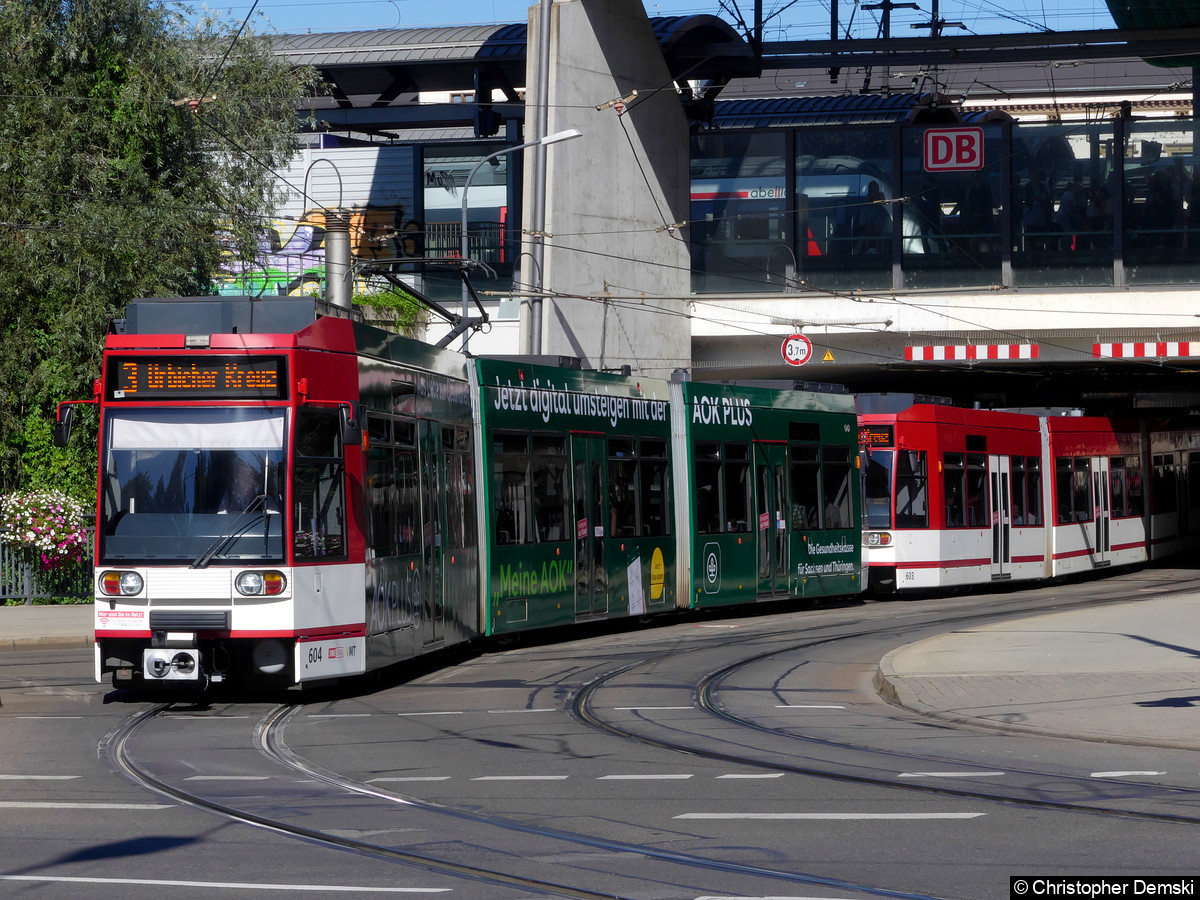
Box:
[572,434,608,617]
[1092,456,1111,565]
[755,442,788,598]
[420,421,445,645]
[988,454,1011,579]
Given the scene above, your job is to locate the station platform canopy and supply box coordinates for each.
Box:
[272,15,758,136]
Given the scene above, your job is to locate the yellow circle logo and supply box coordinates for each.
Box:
[650,547,665,600]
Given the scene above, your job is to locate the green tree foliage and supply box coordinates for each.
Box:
[0,0,320,495]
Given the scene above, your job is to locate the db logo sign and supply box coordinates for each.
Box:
[782,334,812,367]
[924,128,984,172]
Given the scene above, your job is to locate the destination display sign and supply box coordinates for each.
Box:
[107,356,286,400]
[859,424,895,447]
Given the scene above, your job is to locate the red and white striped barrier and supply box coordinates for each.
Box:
[905,344,1040,361]
[1093,342,1200,359]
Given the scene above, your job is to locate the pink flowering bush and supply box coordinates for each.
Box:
[0,490,90,571]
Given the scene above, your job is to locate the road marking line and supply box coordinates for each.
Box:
[675,813,985,820]
[717,774,786,779]
[397,711,463,717]
[775,705,846,709]
[0,876,447,892]
[487,708,557,714]
[309,714,372,718]
[16,716,82,720]
[367,777,451,783]
[1090,771,1166,778]
[897,772,1006,778]
[0,802,171,810]
[183,776,271,781]
[470,775,570,781]
[0,775,80,780]
[613,706,693,710]
[600,774,694,780]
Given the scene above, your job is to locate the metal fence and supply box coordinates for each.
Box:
[0,532,93,605]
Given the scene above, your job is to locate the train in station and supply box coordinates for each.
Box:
[859,403,1200,592]
[57,296,861,690]
[54,297,1200,690]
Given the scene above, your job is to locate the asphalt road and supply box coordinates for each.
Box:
[4,566,1200,899]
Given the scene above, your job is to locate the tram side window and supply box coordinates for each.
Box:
[895,450,929,528]
[1189,452,1200,512]
[1153,453,1178,515]
[862,450,893,529]
[608,438,638,538]
[493,432,532,545]
[294,408,347,560]
[640,439,671,537]
[943,453,966,527]
[822,447,852,529]
[965,454,987,527]
[724,442,752,533]
[695,442,723,535]
[789,446,821,531]
[365,413,397,555]
[1055,457,1093,523]
[445,427,476,550]
[532,435,569,542]
[393,420,419,556]
[1011,456,1042,526]
[1127,457,1145,517]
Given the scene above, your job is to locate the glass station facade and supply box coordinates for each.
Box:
[689,111,1200,294]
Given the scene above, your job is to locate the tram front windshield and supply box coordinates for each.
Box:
[99,408,286,565]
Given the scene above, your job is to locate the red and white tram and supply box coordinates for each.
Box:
[860,403,1200,593]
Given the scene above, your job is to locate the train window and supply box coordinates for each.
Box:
[1011,456,1042,526]
[532,436,569,542]
[608,438,639,538]
[943,453,966,527]
[789,422,820,442]
[1152,453,1178,515]
[862,450,893,529]
[1127,457,1145,517]
[1110,457,1129,519]
[724,442,751,533]
[966,454,987,527]
[493,432,531,545]
[293,408,347,561]
[366,431,397,555]
[640,439,671,537]
[822,447,852,529]
[1055,457,1093,523]
[367,413,391,445]
[396,446,420,555]
[895,450,929,528]
[695,441,722,535]
[789,446,821,531]
[394,419,416,447]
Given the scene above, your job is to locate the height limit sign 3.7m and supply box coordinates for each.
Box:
[782,334,813,367]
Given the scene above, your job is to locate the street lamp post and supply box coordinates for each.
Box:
[460,127,582,354]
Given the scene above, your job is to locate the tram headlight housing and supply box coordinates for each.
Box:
[865,532,892,547]
[99,570,144,596]
[235,570,287,596]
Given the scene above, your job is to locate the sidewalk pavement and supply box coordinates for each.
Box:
[4,595,1200,750]
[876,592,1200,750]
[0,603,93,652]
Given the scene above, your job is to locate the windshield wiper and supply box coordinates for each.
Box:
[191,494,267,569]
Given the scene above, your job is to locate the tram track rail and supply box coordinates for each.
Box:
[98,571,1200,899]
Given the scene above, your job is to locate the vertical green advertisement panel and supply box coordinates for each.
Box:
[476,359,676,635]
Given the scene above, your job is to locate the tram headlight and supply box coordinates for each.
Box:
[865,532,892,547]
[235,570,286,596]
[99,570,144,596]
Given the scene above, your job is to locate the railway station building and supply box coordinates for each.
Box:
[254,0,1200,415]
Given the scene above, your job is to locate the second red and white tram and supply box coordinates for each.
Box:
[860,403,1200,593]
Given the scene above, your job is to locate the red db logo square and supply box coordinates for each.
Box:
[924,128,984,172]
